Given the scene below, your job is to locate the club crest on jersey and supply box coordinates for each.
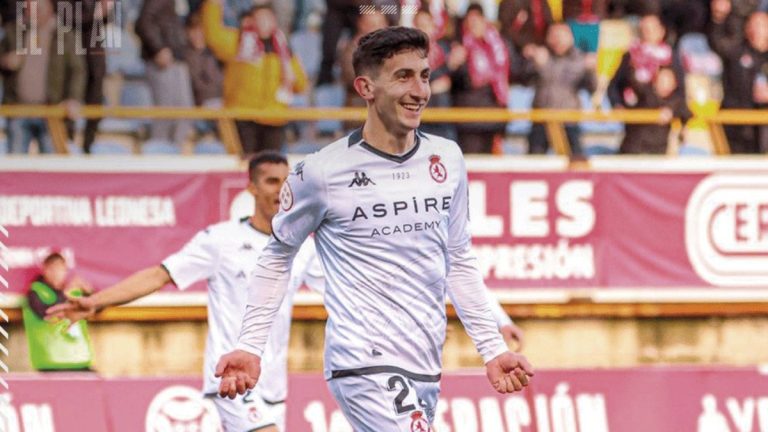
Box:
[429,155,446,183]
[279,182,294,211]
[410,411,430,432]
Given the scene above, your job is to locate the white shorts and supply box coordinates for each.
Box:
[209,390,278,431]
[328,371,440,432]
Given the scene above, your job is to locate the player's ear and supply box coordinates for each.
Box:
[353,76,375,101]
[246,182,258,196]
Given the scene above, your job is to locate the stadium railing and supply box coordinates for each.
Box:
[1,104,760,155]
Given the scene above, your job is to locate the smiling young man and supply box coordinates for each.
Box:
[216,27,534,430]
[47,152,322,432]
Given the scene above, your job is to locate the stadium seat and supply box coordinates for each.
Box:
[289,140,323,154]
[678,33,722,77]
[506,85,535,136]
[90,140,132,154]
[579,89,624,135]
[106,26,146,78]
[313,84,345,136]
[194,139,227,154]
[142,139,180,154]
[290,30,322,82]
[0,138,7,154]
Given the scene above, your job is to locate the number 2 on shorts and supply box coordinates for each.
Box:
[387,375,416,415]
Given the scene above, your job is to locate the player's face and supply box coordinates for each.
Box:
[249,162,290,220]
[371,49,431,136]
[42,259,68,290]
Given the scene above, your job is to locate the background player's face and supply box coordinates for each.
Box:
[248,162,289,222]
[42,258,68,291]
[371,49,431,136]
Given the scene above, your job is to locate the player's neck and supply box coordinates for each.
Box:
[249,215,272,236]
[362,119,415,156]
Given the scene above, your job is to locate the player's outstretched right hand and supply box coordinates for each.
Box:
[45,296,98,323]
[215,350,261,399]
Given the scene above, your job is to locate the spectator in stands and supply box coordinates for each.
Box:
[414,8,457,141]
[203,0,308,154]
[450,4,512,154]
[498,0,554,51]
[660,0,708,45]
[71,0,116,154]
[317,0,400,86]
[341,11,388,132]
[524,22,596,156]
[708,11,768,153]
[562,0,608,21]
[608,14,678,109]
[185,12,224,108]
[619,67,691,154]
[0,0,85,154]
[135,0,195,147]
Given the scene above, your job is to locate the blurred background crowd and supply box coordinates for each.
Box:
[1,0,767,156]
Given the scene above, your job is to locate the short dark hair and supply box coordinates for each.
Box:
[42,252,65,267]
[248,151,288,183]
[465,3,485,17]
[352,27,429,77]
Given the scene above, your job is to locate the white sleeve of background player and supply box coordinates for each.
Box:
[235,159,326,356]
[161,228,220,290]
[446,157,509,364]
[487,290,514,328]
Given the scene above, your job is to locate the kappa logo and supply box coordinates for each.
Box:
[293,161,305,181]
[240,243,253,251]
[348,171,376,187]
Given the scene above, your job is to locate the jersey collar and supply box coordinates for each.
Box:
[347,128,426,164]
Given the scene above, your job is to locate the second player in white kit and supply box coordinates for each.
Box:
[216,27,534,431]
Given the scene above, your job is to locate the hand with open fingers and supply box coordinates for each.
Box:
[486,351,534,394]
[215,350,261,399]
[499,324,525,352]
[45,296,98,323]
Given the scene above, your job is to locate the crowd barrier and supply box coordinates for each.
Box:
[2,104,764,155]
[2,367,767,431]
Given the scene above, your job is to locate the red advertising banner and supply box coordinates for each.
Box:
[2,167,767,297]
[2,368,767,431]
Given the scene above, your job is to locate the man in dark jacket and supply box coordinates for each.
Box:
[708,11,768,153]
[135,0,195,146]
[0,0,85,154]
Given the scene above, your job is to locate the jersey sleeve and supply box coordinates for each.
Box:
[162,228,220,290]
[272,157,327,248]
[446,156,508,363]
[487,290,514,328]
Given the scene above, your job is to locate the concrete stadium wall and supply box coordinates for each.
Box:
[7,317,768,375]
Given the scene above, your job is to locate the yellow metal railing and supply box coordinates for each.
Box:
[1,105,762,155]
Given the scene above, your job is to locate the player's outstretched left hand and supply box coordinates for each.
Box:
[215,350,261,399]
[485,351,534,394]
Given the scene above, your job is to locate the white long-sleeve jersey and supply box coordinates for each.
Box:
[236,129,508,382]
[162,218,320,396]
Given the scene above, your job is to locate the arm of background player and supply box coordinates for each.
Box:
[487,289,525,351]
[45,266,170,322]
[46,228,219,321]
[445,156,509,364]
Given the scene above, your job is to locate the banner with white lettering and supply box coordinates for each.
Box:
[2,169,767,295]
[3,368,768,431]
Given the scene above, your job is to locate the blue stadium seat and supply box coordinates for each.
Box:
[90,140,132,154]
[313,84,345,136]
[194,139,227,154]
[289,140,323,154]
[290,30,322,82]
[142,139,180,154]
[107,26,145,78]
[120,80,154,107]
[506,85,534,135]
[678,145,711,156]
[0,138,7,154]
[579,90,624,134]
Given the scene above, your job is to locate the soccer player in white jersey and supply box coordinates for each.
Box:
[215,27,534,430]
[47,152,322,432]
